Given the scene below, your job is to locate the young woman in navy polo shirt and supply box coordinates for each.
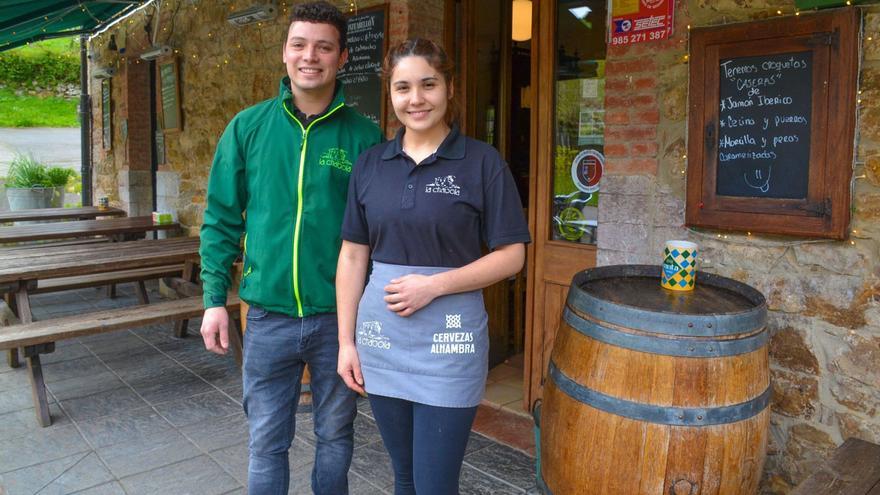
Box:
[336,38,531,494]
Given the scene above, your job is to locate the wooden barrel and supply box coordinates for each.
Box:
[540,265,769,495]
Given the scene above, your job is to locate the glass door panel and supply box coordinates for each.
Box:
[550,0,606,245]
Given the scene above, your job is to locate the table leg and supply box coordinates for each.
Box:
[24,344,54,427]
[173,260,198,338]
[8,282,33,369]
[136,281,149,305]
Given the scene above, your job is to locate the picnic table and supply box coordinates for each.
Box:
[0,236,237,426]
[0,206,126,223]
[0,216,178,243]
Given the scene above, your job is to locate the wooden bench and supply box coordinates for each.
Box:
[0,294,242,427]
[791,437,880,494]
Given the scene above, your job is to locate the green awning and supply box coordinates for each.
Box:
[0,1,144,52]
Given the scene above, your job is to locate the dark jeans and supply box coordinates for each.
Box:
[243,307,357,495]
[369,394,478,495]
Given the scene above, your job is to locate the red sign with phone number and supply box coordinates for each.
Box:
[610,0,674,46]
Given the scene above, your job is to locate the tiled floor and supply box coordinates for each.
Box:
[0,284,539,494]
[484,355,528,418]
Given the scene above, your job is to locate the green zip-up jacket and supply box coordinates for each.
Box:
[199,77,382,317]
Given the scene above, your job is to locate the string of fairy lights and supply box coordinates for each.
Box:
[85,1,359,70]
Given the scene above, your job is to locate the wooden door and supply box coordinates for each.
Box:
[524,0,607,410]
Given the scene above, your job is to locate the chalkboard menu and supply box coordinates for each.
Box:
[337,5,387,127]
[686,10,858,239]
[716,52,812,199]
[159,59,181,130]
[102,79,111,150]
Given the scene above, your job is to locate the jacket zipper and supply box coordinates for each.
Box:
[284,101,345,317]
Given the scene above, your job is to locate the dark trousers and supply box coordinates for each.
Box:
[369,394,478,495]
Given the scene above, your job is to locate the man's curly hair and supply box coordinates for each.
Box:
[288,1,348,51]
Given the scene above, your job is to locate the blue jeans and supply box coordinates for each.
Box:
[369,394,478,495]
[243,307,357,495]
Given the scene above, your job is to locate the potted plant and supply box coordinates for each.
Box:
[4,154,73,210]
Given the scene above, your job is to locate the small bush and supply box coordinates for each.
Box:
[0,51,79,89]
[5,154,75,188]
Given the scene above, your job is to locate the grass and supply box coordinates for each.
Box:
[10,37,79,58]
[0,88,78,127]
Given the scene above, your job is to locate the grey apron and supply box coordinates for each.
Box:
[356,262,489,408]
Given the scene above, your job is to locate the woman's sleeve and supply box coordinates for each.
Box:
[482,154,532,249]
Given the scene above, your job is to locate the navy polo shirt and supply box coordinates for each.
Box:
[341,125,531,268]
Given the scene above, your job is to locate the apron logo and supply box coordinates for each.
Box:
[446,314,461,329]
[425,175,461,196]
[431,331,475,354]
[357,321,391,350]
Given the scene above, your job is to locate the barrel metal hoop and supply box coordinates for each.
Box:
[568,265,767,337]
[562,307,768,357]
[566,286,766,338]
[549,362,771,426]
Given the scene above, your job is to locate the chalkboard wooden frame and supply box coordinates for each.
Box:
[101,79,111,150]
[686,10,858,239]
[338,4,388,129]
[158,58,182,132]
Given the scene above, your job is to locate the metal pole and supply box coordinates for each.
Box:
[79,34,92,206]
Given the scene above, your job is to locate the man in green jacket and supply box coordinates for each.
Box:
[198,2,382,493]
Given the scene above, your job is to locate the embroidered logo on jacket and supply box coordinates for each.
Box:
[432,314,474,354]
[319,148,352,173]
[425,175,461,196]
[357,321,391,349]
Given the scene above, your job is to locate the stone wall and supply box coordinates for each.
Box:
[600,2,880,493]
[89,0,442,235]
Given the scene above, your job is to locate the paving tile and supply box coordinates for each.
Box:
[349,470,390,495]
[120,455,240,495]
[0,403,71,442]
[60,386,149,422]
[208,441,249,484]
[127,367,215,405]
[471,405,536,456]
[97,428,202,479]
[0,384,56,415]
[39,341,94,365]
[0,451,113,495]
[465,431,495,456]
[104,351,174,379]
[42,356,108,384]
[81,332,152,359]
[153,390,241,427]
[349,441,395,490]
[47,371,127,402]
[76,406,174,449]
[0,424,90,473]
[179,412,248,453]
[69,481,127,494]
[483,383,523,406]
[0,368,29,394]
[459,464,525,494]
[463,443,536,491]
[356,397,374,419]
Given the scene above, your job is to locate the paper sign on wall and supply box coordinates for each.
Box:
[609,0,674,46]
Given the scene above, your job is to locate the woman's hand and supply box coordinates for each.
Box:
[338,344,366,396]
[383,274,440,317]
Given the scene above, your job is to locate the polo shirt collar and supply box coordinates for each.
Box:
[381,124,466,161]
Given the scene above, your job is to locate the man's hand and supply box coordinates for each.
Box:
[383,274,439,317]
[200,307,229,355]
[338,344,365,396]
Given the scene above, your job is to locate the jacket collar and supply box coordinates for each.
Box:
[381,124,465,161]
[279,77,346,118]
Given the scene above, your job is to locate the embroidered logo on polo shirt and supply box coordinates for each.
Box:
[425,175,461,196]
[357,321,391,350]
[319,148,352,173]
